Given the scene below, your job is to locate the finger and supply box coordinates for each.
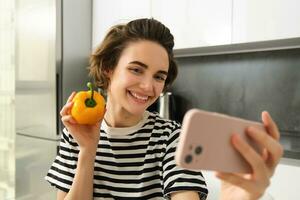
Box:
[262,148,269,161]
[215,172,254,191]
[61,115,77,125]
[262,111,280,141]
[61,116,71,128]
[60,101,74,116]
[67,91,76,103]
[231,134,268,177]
[246,127,283,167]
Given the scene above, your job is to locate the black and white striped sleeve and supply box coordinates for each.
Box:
[162,123,208,200]
[45,128,79,192]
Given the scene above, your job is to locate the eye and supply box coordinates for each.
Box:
[129,67,143,74]
[154,74,167,82]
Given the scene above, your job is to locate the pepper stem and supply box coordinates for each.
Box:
[87,82,94,100]
[85,82,97,107]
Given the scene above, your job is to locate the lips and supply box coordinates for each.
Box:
[128,90,150,103]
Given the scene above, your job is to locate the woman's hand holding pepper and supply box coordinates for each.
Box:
[60,92,104,152]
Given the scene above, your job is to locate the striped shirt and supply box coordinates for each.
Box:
[45,111,208,199]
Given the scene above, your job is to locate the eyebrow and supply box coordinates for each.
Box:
[129,61,168,76]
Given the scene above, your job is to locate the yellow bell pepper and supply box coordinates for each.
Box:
[71,82,105,125]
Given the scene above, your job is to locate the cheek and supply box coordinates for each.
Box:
[112,71,134,88]
[154,82,165,95]
[121,77,139,91]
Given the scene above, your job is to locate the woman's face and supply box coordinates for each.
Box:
[107,40,169,116]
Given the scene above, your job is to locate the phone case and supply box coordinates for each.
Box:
[175,109,265,173]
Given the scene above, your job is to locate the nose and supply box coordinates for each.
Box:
[140,76,154,93]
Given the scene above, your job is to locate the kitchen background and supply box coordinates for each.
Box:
[0,0,300,199]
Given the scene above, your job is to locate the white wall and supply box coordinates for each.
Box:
[203,158,300,200]
[202,171,221,200]
[0,0,15,199]
[267,158,300,200]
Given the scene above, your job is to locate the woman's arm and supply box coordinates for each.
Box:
[56,92,102,200]
[171,191,200,200]
[57,190,67,200]
[60,148,97,200]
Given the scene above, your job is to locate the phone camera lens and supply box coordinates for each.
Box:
[185,154,193,164]
[195,146,202,155]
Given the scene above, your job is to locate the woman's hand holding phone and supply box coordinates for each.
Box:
[216,111,283,200]
[175,109,283,199]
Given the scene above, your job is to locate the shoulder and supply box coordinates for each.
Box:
[147,111,181,128]
[146,111,181,137]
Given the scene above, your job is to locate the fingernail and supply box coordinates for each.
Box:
[231,133,240,144]
[263,111,270,117]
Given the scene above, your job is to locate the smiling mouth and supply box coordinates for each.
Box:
[128,91,149,103]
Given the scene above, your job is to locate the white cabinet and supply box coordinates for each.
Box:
[151,0,232,49]
[92,0,300,51]
[232,0,300,43]
[92,0,232,50]
[92,0,151,48]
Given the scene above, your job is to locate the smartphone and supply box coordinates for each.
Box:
[175,109,265,173]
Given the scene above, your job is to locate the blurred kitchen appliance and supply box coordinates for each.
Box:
[158,92,171,119]
[158,92,176,120]
[15,0,92,199]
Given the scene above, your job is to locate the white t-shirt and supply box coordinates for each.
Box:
[45,111,208,199]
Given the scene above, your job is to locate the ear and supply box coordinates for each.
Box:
[103,69,113,78]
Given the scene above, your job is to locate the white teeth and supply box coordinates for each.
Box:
[130,92,148,101]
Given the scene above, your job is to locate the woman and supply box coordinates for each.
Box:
[45,18,283,200]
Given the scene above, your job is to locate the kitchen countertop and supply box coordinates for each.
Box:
[280,157,300,167]
[280,134,300,160]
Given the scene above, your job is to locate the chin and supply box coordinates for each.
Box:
[123,102,150,116]
[128,107,147,116]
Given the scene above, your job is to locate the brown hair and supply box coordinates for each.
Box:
[89,18,178,92]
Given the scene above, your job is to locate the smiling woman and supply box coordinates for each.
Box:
[45,17,283,200]
[0,0,15,199]
[45,18,208,200]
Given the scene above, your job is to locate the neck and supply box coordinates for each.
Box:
[104,101,144,128]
